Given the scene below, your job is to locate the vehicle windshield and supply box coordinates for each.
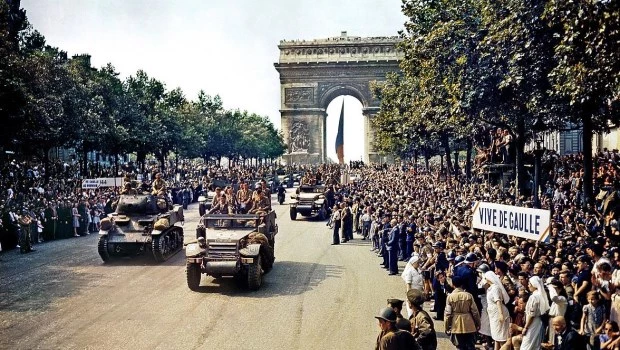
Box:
[299,186,324,194]
[116,195,159,215]
[204,218,257,230]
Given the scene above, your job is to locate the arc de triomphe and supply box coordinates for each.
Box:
[274,32,402,164]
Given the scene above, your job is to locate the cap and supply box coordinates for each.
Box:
[375,307,397,322]
[387,298,404,308]
[432,241,445,249]
[406,289,426,306]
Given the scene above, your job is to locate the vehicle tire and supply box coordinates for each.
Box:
[186,262,201,291]
[98,235,110,262]
[198,203,206,217]
[247,255,262,290]
[262,246,274,274]
[289,208,297,220]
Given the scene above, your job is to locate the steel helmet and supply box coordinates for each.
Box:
[454,255,465,266]
[447,251,457,261]
[465,252,479,263]
[374,307,397,322]
[476,263,490,274]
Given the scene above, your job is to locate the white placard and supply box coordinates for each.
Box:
[472,201,551,242]
[97,177,124,187]
[81,177,124,189]
[81,179,99,189]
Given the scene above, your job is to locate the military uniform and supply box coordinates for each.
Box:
[445,287,481,350]
[410,308,437,349]
[375,329,419,350]
[152,177,167,195]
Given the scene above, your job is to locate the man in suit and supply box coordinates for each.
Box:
[541,316,584,350]
[386,219,400,275]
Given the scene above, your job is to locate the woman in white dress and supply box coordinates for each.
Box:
[520,276,550,350]
[402,254,424,317]
[484,271,511,349]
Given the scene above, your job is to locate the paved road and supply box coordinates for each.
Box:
[0,191,452,350]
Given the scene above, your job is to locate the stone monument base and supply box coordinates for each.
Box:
[283,152,321,165]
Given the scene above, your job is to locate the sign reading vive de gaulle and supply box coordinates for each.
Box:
[472,201,551,242]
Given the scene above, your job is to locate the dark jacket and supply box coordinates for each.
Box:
[554,328,585,350]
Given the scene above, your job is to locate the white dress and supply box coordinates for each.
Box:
[486,284,511,342]
[479,282,491,337]
[520,292,544,350]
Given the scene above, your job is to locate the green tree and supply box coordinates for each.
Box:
[545,0,620,207]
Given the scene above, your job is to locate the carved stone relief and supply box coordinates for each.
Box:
[285,87,314,104]
[289,121,310,153]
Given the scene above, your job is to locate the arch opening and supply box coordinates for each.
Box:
[326,95,365,163]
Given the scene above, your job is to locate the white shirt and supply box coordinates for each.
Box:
[402,266,424,291]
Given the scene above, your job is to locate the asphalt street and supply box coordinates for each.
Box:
[0,191,453,350]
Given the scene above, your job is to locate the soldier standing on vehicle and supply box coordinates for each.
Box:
[236,182,252,214]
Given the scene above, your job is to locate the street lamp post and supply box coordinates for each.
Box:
[532,117,546,208]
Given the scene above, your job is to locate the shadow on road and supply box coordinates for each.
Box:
[191,260,345,298]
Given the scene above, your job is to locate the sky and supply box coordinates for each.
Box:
[22,0,407,162]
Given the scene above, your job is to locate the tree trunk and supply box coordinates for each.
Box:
[43,147,51,185]
[443,134,453,179]
[413,149,418,174]
[114,154,119,178]
[424,148,430,172]
[582,114,594,209]
[466,139,472,179]
[514,119,527,198]
[82,148,88,178]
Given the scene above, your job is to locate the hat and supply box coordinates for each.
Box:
[387,298,404,308]
[465,252,478,263]
[406,289,426,306]
[432,241,444,249]
[375,307,397,322]
[477,263,490,274]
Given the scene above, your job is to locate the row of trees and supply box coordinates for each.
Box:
[0,1,286,175]
[372,0,619,205]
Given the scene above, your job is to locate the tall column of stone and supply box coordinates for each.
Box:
[363,107,380,163]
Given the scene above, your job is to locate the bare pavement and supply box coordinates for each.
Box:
[0,191,454,350]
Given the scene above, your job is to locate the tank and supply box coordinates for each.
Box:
[97,194,184,262]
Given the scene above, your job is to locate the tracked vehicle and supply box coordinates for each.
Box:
[185,211,277,291]
[98,194,184,262]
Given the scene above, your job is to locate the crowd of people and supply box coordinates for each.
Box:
[0,158,308,253]
[321,152,620,350]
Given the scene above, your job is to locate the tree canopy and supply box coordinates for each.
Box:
[0,1,286,172]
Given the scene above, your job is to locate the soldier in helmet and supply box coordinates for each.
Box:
[374,307,418,350]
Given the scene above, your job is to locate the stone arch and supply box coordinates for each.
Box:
[274,32,402,164]
[319,84,368,110]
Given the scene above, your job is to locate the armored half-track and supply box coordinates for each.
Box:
[185,211,277,291]
[97,194,184,262]
[289,184,328,221]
